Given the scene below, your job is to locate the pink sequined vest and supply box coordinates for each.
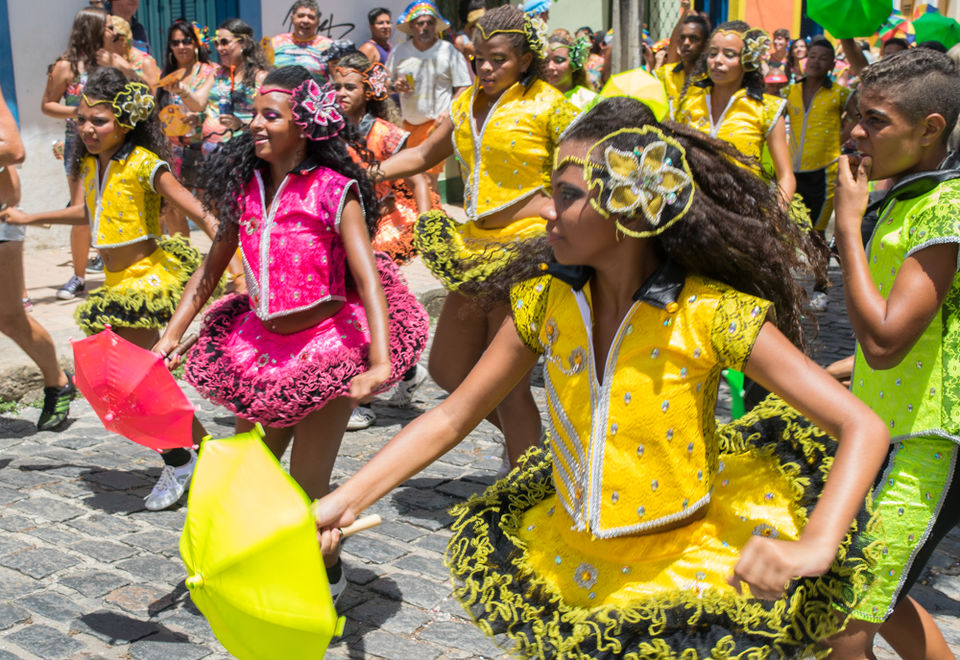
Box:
[238,165,359,320]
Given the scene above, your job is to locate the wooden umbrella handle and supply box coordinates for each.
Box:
[170,333,199,358]
[339,514,381,538]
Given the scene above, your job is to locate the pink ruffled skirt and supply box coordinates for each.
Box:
[184,254,429,427]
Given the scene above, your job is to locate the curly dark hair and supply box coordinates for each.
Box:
[695,21,765,101]
[200,66,379,238]
[474,4,545,83]
[470,97,826,351]
[161,19,212,77]
[68,67,170,179]
[860,47,960,144]
[217,18,269,90]
[335,52,401,125]
[58,7,108,77]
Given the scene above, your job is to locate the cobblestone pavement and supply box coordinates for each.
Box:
[0,258,958,659]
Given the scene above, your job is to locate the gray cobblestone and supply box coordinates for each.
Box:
[5,623,86,659]
[16,591,83,623]
[0,547,79,579]
[0,602,30,631]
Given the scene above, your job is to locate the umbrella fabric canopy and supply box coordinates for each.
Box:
[72,327,194,450]
[180,425,343,660]
[914,12,960,49]
[807,0,892,39]
[876,13,916,44]
[596,68,669,121]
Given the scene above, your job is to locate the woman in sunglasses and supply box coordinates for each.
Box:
[157,19,216,235]
[200,18,269,151]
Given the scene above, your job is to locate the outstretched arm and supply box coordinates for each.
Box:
[154,221,238,361]
[313,317,539,528]
[377,114,454,180]
[664,0,692,65]
[730,321,888,599]
[340,195,392,400]
[840,39,869,78]
[154,168,219,239]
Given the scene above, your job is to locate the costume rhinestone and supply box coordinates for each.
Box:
[651,479,659,491]
[666,428,674,440]
[661,400,669,412]
[637,445,644,458]
[651,348,660,358]
[611,491,619,503]
[574,562,598,589]
[610,423,618,435]
[637,506,645,517]
[624,392,632,404]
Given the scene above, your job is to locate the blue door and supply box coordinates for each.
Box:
[697,0,729,31]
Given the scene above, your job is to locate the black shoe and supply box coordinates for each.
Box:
[56,275,85,300]
[86,255,104,273]
[36,373,75,431]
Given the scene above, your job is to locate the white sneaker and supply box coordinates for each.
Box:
[145,450,197,511]
[346,406,376,431]
[329,568,347,607]
[808,291,829,313]
[495,445,512,479]
[387,364,428,407]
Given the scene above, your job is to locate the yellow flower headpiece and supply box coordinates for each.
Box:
[556,126,695,238]
[83,81,156,130]
[716,27,771,72]
[476,14,548,59]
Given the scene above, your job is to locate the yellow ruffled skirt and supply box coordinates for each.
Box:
[446,397,877,659]
[413,210,545,292]
[75,235,204,335]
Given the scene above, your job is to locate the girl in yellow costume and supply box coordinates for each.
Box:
[2,67,223,509]
[676,21,796,203]
[314,98,890,657]
[375,4,578,465]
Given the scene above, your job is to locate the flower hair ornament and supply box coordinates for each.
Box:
[261,79,345,141]
[568,36,590,70]
[556,126,695,238]
[337,63,390,101]
[83,81,156,130]
[717,28,771,72]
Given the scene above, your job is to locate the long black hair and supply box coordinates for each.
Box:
[217,18,269,90]
[68,66,170,179]
[474,97,826,351]
[201,66,379,238]
[161,19,211,77]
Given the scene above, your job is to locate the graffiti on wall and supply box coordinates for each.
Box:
[284,10,355,39]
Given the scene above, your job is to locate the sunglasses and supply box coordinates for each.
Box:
[216,38,237,47]
[170,37,195,46]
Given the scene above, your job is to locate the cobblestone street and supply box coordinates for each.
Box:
[0,247,958,658]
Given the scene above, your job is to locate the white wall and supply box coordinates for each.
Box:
[258,0,411,46]
[9,1,85,224]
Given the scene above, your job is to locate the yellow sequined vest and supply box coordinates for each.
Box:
[676,86,785,176]
[512,267,771,538]
[785,80,851,172]
[81,145,166,248]
[450,78,577,221]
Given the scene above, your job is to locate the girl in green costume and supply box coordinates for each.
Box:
[829,48,960,659]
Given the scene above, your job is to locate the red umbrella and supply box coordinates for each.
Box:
[72,327,195,450]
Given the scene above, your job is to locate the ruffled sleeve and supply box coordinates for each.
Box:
[710,289,771,371]
[510,275,553,354]
[905,189,960,261]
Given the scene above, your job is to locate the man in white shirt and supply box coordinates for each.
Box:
[386,1,470,194]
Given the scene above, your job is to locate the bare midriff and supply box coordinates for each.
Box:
[474,191,550,229]
[260,298,345,335]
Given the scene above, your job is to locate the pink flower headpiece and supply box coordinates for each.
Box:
[262,78,345,142]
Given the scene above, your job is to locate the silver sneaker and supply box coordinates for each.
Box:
[346,406,376,431]
[387,364,427,407]
[329,569,347,607]
[145,450,197,511]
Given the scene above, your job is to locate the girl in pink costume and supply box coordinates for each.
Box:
[155,65,429,595]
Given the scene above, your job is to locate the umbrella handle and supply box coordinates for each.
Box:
[170,333,199,358]
[339,514,382,538]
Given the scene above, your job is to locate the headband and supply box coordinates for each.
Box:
[261,79,344,141]
[555,126,695,238]
[476,14,548,59]
[83,81,156,130]
[548,36,589,71]
[336,63,390,101]
[716,28,771,72]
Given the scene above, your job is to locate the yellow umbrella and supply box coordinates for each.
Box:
[598,68,670,122]
[180,425,378,659]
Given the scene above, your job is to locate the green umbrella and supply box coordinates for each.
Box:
[807,0,892,39]
[914,12,960,49]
